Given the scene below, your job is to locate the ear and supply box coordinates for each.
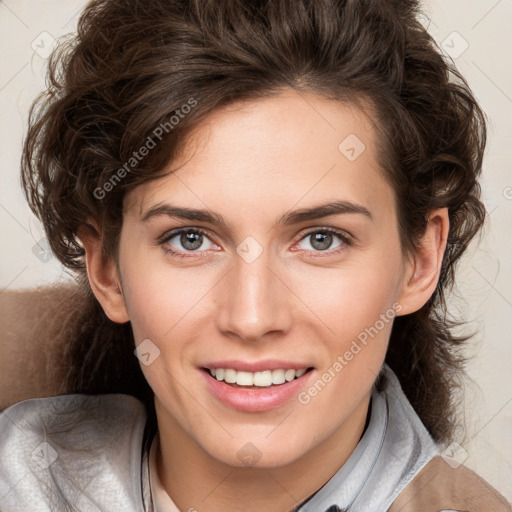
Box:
[78,221,130,323]
[396,208,450,316]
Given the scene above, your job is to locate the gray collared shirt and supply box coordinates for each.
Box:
[0,363,441,511]
[295,363,439,511]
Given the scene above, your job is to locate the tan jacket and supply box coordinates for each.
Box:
[389,455,511,512]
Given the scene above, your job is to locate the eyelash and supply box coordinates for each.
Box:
[158,226,353,260]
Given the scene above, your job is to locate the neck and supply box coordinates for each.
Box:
[155,393,372,512]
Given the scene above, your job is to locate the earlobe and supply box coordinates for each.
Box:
[397,208,450,316]
[78,222,130,324]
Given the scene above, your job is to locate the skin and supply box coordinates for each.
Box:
[82,89,449,511]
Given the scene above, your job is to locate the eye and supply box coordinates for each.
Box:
[159,226,352,260]
[159,228,217,258]
[295,228,351,255]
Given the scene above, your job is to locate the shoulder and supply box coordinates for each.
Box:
[388,455,512,512]
[0,393,147,511]
[373,366,510,512]
[0,392,146,438]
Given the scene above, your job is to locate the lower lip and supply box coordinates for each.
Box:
[200,368,314,412]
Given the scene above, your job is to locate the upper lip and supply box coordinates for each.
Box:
[200,359,314,372]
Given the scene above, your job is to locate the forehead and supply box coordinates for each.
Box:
[124,90,394,223]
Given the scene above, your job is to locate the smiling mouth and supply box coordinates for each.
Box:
[201,367,315,388]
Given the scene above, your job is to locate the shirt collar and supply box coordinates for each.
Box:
[296,363,438,512]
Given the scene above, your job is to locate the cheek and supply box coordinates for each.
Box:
[295,273,397,431]
[294,252,402,398]
[294,256,402,338]
[120,262,202,403]
[119,243,212,342]
[320,280,394,376]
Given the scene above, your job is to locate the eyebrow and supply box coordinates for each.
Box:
[141,200,373,226]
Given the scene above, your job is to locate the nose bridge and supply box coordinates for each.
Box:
[216,247,290,341]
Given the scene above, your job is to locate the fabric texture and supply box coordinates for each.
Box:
[291,363,438,511]
[0,394,147,511]
[0,363,509,512]
[387,455,512,512]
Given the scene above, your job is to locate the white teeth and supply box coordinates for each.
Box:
[224,368,237,384]
[284,369,296,381]
[236,371,254,386]
[208,367,309,386]
[272,369,286,385]
[253,370,272,386]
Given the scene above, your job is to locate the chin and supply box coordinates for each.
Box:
[205,436,307,469]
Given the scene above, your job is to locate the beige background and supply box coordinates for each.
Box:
[1,0,511,501]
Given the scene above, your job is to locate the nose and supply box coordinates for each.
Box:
[215,248,292,343]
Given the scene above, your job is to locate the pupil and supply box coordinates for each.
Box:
[312,232,332,251]
[181,231,202,250]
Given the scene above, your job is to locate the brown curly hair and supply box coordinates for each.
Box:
[21,0,487,444]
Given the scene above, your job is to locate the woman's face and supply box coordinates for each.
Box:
[117,90,408,468]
